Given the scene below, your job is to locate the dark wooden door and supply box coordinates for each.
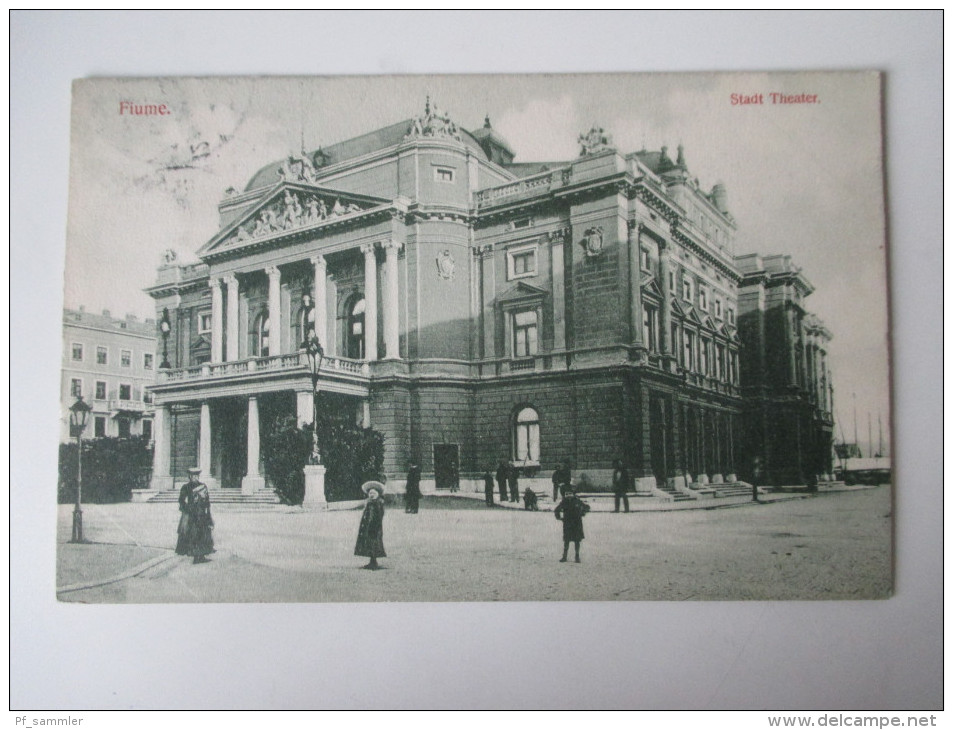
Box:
[433,444,459,490]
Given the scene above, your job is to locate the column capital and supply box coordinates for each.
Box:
[627,218,639,231]
[310,254,327,269]
[265,265,281,278]
[381,239,403,253]
[360,242,376,256]
[223,273,239,286]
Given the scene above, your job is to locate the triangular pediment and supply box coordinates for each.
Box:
[701,315,717,331]
[669,297,686,318]
[199,183,390,257]
[685,305,703,325]
[497,281,549,304]
[641,276,662,300]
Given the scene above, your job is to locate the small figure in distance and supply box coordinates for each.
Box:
[176,467,215,565]
[484,470,496,507]
[522,487,539,511]
[612,459,631,513]
[507,463,520,503]
[404,461,421,514]
[496,461,509,504]
[554,484,590,563]
[356,481,386,570]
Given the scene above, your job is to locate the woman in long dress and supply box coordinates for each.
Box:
[176,468,215,564]
[355,481,386,570]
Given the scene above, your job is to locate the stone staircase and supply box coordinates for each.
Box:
[654,482,697,502]
[146,488,281,505]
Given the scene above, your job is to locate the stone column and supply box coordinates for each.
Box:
[242,396,266,494]
[225,274,240,362]
[150,404,174,491]
[382,240,401,359]
[361,242,378,361]
[788,307,799,386]
[311,255,328,348]
[659,242,673,356]
[296,390,313,428]
[628,221,644,347]
[480,244,496,358]
[199,401,212,481]
[211,277,224,364]
[696,407,709,485]
[266,265,282,356]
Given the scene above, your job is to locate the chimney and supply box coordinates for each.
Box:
[102,309,111,318]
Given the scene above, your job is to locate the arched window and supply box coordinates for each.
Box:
[346,296,365,359]
[253,310,270,357]
[513,406,540,464]
[297,294,316,348]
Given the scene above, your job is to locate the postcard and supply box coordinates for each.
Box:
[57,72,891,602]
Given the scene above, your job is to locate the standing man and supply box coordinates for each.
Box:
[554,485,590,563]
[612,459,630,513]
[507,463,520,503]
[404,461,422,514]
[496,461,509,504]
[552,461,571,502]
[483,470,495,507]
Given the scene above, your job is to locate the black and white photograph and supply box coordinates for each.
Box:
[56,72,892,603]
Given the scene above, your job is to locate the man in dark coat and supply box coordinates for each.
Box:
[355,481,386,569]
[483,471,495,507]
[496,461,509,503]
[612,459,631,513]
[554,485,590,563]
[507,463,520,502]
[176,467,214,564]
[552,461,571,502]
[404,461,422,514]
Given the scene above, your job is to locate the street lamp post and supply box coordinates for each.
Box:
[159,307,172,369]
[69,396,92,543]
[302,294,324,465]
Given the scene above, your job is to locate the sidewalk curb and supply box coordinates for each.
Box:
[57,550,177,595]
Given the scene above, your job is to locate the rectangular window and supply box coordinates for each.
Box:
[684,330,696,370]
[121,349,132,368]
[143,390,154,404]
[682,277,694,303]
[642,307,657,351]
[95,381,107,401]
[699,287,708,311]
[94,416,106,438]
[513,310,539,358]
[640,247,651,272]
[727,307,735,325]
[700,339,710,375]
[668,271,675,292]
[512,217,532,230]
[512,251,535,277]
[714,299,723,319]
[96,346,108,365]
[144,353,154,370]
[141,419,153,441]
[119,383,132,401]
[434,167,454,183]
[117,417,131,439]
[71,343,83,361]
[199,311,212,333]
[70,378,82,398]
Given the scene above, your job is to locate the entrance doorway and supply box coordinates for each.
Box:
[433,444,459,491]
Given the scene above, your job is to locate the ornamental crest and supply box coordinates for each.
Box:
[406,96,462,142]
[579,226,605,258]
[578,126,613,156]
[436,249,456,280]
[227,190,367,246]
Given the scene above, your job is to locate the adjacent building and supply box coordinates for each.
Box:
[736,254,835,485]
[61,307,157,443]
[143,100,823,499]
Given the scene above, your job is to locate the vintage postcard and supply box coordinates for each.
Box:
[57,72,891,602]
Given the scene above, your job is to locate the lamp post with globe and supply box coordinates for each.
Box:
[69,396,92,543]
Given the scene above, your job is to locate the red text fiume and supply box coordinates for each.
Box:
[730,92,819,105]
[119,101,171,115]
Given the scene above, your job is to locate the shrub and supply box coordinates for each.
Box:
[58,436,153,504]
[261,414,311,506]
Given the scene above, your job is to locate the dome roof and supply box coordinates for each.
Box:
[245,118,488,192]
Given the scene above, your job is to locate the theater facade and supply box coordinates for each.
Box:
[146,100,820,502]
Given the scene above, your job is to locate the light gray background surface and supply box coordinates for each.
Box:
[10,11,942,710]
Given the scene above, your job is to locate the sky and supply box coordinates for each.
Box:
[64,72,890,450]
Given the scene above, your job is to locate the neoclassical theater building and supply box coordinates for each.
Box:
[146,100,831,501]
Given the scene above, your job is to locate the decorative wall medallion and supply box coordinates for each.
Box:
[579,226,605,258]
[436,249,456,280]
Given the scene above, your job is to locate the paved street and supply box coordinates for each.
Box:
[57,485,892,602]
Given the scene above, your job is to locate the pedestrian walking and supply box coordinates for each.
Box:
[612,459,631,513]
[552,461,571,501]
[484,471,495,507]
[175,467,215,564]
[522,487,539,511]
[554,485,590,563]
[496,461,509,503]
[404,461,422,513]
[449,461,460,493]
[507,463,520,502]
[355,481,386,570]
[751,455,763,503]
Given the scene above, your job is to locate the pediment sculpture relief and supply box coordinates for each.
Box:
[406,96,462,142]
[276,151,323,185]
[229,190,367,245]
